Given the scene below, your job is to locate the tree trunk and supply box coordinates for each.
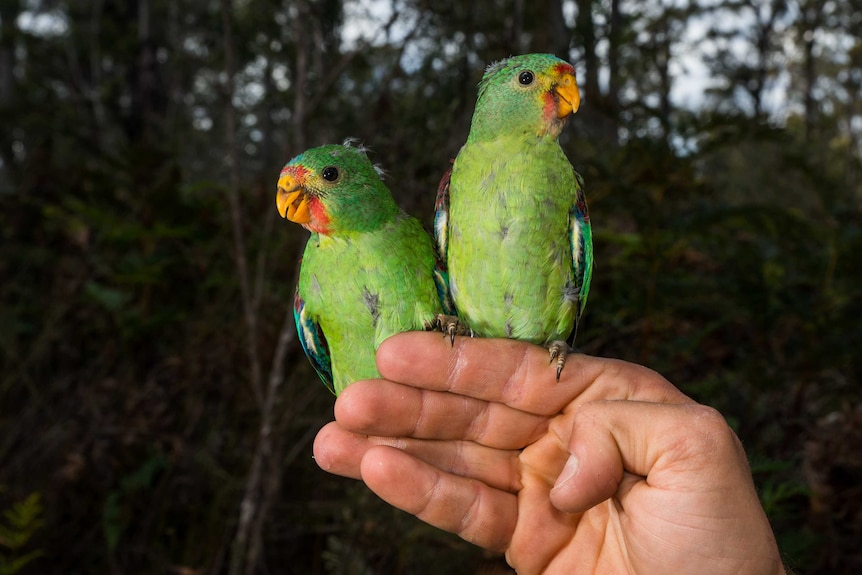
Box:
[292,0,310,153]
[0,0,18,106]
[547,0,569,59]
[0,0,20,180]
[801,0,824,144]
[606,0,622,118]
[656,14,673,143]
[575,0,600,106]
[125,0,158,143]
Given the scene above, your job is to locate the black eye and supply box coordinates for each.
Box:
[518,70,534,85]
[322,166,339,181]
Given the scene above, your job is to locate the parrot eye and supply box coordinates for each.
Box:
[322,166,339,182]
[518,71,534,86]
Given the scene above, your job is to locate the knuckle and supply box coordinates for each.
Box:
[682,404,741,456]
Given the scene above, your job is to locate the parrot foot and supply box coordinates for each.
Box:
[435,314,472,346]
[548,340,572,382]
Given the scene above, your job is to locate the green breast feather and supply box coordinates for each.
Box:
[448,138,579,344]
[298,216,443,394]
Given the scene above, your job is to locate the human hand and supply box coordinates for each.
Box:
[313,332,785,575]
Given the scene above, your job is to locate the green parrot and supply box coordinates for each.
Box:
[435,53,593,379]
[277,142,451,395]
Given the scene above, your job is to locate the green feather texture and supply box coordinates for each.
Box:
[436,53,594,347]
[280,142,448,395]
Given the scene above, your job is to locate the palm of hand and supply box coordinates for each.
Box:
[510,407,748,575]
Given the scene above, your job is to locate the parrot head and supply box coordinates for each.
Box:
[276,142,399,235]
[468,53,580,142]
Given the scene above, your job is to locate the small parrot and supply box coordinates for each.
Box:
[277,142,451,395]
[435,53,593,379]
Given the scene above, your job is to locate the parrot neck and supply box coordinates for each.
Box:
[311,210,407,247]
[316,198,400,236]
[467,111,565,143]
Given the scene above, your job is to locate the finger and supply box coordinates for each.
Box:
[360,445,517,553]
[313,421,523,492]
[549,400,749,514]
[504,469,584,575]
[313,421,366,479]
[335,378,549,449]
[377,332,691,415]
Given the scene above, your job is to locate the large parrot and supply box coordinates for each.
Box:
[435,53,593,380]
[277,142,451,395]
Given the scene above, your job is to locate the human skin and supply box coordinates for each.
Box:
[313,332,786,575]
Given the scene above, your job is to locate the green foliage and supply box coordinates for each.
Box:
[0,489,44,575]
[750,457,820,569]
[103,455,169,556]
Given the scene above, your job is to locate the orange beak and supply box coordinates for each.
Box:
[554,72,580,118]
[276,174,312,224]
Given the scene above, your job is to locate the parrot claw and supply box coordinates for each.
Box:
[548,340,571,382]
[435,314,471,346]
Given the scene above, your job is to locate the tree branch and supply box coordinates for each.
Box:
[219,0,264,407]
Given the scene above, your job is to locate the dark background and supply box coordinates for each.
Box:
[1,0,860,573]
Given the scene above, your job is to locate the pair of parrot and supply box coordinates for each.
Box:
[276,53,593,395]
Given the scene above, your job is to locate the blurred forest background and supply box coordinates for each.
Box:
[1,0,861,573]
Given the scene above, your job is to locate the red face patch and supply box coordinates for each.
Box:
[305,196,332,235]
[281,164,310,181]
[542,91,557,121]
[553,62,575,77]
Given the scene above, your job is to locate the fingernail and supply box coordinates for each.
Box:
[553,453,579,491]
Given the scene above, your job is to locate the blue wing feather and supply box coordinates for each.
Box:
[432,258,456,316]
[434,165,451,264]
[433,165,456,316]
[293,288,334,394]
[568,171,593,346]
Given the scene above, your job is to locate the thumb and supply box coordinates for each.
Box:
[549,400,744,513]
